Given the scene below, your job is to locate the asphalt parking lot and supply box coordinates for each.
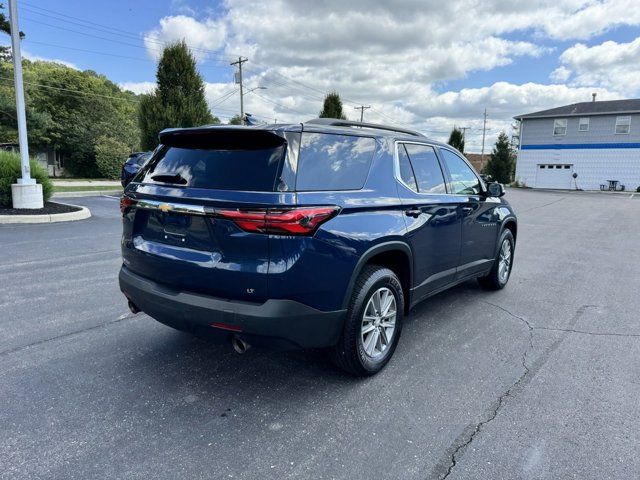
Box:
[2,189,639,480]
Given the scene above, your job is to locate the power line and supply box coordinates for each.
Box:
[18,2,437,129]
[23,40,229,68]
[0,77,139,102]
[21,1,145,37]
[249,91,306,115]
[19,7,235,64]
[210,88,239,107]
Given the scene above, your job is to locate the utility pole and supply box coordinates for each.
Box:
[354,105,370,123]
[230,56,247,125]
[480,109,488,170]
[9,0,42,208]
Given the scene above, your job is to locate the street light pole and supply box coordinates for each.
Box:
[9,0,43,208]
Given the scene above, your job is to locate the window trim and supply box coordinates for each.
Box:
[553,118,567,136]
[578,117,589,132]
[437,146,485,197]
[615,116,631,135]
[397,143,419,193]
[393,140,448,195]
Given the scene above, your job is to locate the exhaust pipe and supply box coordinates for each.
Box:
[231,335,250,354]
[127,299,141,314]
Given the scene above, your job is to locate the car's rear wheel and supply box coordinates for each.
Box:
[478,229,515,290]
[332,266,404,376]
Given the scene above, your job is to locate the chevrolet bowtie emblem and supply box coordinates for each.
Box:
[158,203,172,213]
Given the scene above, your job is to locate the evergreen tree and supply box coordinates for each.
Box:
[447,127,465,154]
[319,91,346,119]
[483,132,515,183]
[228,114,242,125]
[139,41,213,150]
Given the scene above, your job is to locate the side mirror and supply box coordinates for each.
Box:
[487,182,505,197]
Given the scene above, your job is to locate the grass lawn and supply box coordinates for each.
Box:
[54,185,123,193]
[50,178,113,182]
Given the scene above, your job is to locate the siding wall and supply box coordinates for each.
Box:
[521,114,640,145]
[516,113,640,190]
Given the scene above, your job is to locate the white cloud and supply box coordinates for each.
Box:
[143,15,227,61]
[135,1,638,149]
[118,81,156,95]
[555,37,640,95]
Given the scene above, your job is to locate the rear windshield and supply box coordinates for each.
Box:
[138,143,285,192]
[295,132,376,191]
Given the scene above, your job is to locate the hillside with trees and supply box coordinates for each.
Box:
[0,59,140,177]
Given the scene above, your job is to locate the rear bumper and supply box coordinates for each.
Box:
[119,266,346,350]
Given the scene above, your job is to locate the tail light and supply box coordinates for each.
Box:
[120,195,137,214]
[217,206,339,236]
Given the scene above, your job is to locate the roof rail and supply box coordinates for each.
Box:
[304,118,425,137]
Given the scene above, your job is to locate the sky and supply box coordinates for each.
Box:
[8,0,640,151]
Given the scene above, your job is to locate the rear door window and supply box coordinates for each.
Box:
[440,148,481,195]
[139,144,285,191]
[403,143,447,194]
[295,133,376,191]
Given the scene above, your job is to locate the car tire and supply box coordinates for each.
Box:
[332,265,404,376]
[478,229,515,290]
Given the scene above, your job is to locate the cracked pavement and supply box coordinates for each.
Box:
[1,190,640,479]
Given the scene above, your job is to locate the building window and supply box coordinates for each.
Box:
[553,118,567,136]
[615,116,631,134]
[578,117,589,132]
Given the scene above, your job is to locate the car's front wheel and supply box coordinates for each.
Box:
[478,229,515,290]
[332,266,404,376]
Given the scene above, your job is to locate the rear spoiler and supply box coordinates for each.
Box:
[159,126,286,150]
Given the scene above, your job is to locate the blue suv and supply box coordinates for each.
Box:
[119,119,517,375]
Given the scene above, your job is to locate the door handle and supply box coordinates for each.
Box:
[405,208,422,218]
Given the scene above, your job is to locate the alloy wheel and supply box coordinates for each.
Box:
[498,238,512,283]
[360,287,397,358]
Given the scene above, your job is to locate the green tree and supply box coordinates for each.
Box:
[139,41,213,150]
[95,135,131,179]
[0,59,140,176]
[483,132,515,183]
[319,91,346,119]
[228,114,242,125]
[447,127,465,154]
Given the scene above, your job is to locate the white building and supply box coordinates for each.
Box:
[514,98,640,191]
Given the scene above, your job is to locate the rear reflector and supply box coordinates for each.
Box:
[120,195,137,214]
[210,321,242,332]
[217,206,339,236]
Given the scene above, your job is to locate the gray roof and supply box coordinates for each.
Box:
[514,99,640,120]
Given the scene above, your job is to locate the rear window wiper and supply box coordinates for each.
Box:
[151,173,188,185]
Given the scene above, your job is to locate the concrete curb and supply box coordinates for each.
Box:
[0,203,91,224]
[54,189,122,198]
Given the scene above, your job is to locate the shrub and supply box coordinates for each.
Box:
[95,136,131,179]
[0,150,52,207]
[510,178,528,188]
[636,186,640,193]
